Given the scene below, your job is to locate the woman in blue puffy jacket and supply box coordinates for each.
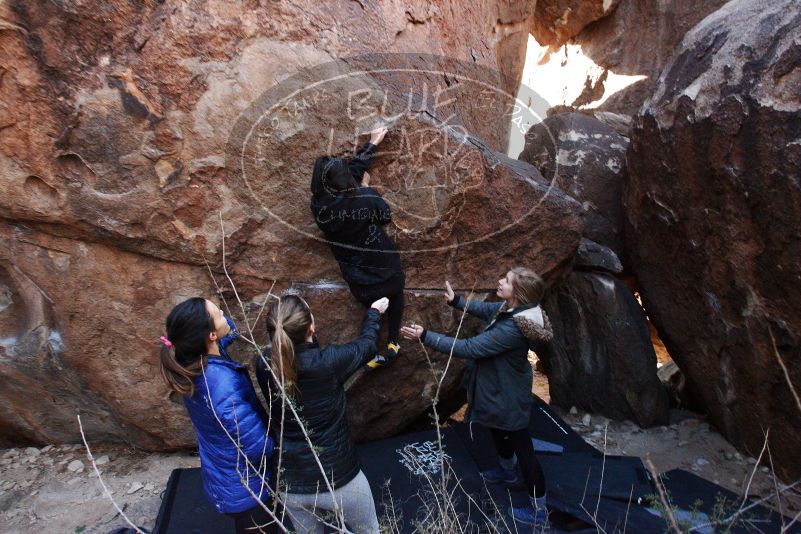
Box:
[159,297,276,533]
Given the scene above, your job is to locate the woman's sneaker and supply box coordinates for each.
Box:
[480,466,518,484]
[511,495,549,528]
[510,505,549,527]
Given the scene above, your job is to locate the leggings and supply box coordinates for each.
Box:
[226,501,280,533]
[349,271,405,344]
[282,470,380,534]
[489,427,547,498]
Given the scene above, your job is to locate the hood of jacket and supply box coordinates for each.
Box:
[507,304,554,342]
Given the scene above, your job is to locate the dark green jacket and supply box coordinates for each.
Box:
[422,295,553,431]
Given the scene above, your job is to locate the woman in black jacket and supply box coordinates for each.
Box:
[254,293,388,533]
[401,267,553,528]
[310,127,404,369]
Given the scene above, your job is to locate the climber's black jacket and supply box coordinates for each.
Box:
[254,308,380,493]
[422,296,554,431]
[310,142,403,286]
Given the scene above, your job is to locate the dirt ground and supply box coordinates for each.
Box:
[0,379,798,533]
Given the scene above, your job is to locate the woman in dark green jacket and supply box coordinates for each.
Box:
[401,267,553,528]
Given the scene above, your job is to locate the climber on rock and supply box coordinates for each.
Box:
[158,298,278,533]
[310,126,405,370]
[400,268,554,528]
[254,293,388,534]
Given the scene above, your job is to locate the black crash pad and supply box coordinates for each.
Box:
[153,467,234,533]
[156,396,801,533]
[657,468,800,534]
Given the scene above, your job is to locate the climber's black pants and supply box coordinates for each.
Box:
[349,271,405,344]
[489,427,547,498]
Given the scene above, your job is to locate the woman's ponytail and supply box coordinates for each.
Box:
[159,297,214,398]
[266,295,313,398]
[160,344,203,397]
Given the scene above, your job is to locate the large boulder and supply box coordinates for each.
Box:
[541,271,669,427]
[520,112,628,258]
[0,1,583,448]
[625,0,801,479]
[522,0,730,116]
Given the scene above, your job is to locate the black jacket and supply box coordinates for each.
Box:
[254,308,380,493]
[310,143,402,286]
[422,295,553,431]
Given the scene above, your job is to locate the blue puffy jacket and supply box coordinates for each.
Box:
[182,319,274,514]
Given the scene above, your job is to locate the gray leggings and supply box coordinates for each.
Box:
[282,470,379,534]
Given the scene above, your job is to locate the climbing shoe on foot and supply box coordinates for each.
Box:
[386,341,400,361]
[366,354,389,369]
[365,342,400,370]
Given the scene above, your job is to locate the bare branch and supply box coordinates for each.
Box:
[77,415,146,534]
[769,328,801,416]
[645,455,682,534]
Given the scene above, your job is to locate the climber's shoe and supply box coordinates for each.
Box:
[365,342,400,370]
[386,341,400,362]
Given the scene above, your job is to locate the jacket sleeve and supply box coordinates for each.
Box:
[349,142,376,184]
[448,295,504,322]
[421,324,521,360]
[328,308,381,382]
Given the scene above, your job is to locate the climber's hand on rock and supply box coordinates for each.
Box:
[444,281,455,303]
[370,297,389,314]
[369,126,388,145]
[401,324,424,340]
[362,171,371,187]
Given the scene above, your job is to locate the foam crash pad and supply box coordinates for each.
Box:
[153,468,235,533]
[155,396,801,533]
[528,395,600,456]
[357,427,498,532]
[658,469,800,534]
[538,454,654,502]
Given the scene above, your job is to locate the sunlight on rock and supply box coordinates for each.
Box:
[508,34,647,158]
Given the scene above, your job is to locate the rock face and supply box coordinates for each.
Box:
[520,112,628,258]
[0,1,583,448]
[522,0,730,116]
[530,0,622,47]
[541,271,669,427]
[625,0,801,478]
[575,238,623,274]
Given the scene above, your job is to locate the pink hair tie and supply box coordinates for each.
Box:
[160,336,173,347]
